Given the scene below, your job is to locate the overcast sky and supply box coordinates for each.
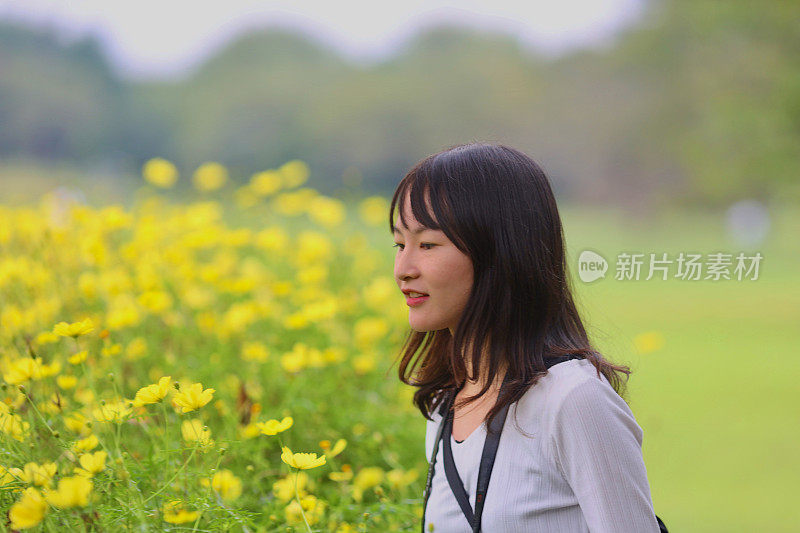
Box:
[0,0,648,81]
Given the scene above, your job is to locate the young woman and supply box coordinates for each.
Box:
[390,143,664,532]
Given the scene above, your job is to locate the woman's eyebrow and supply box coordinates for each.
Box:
[392,225,433,235]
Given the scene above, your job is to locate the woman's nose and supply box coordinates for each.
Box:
[395,249,420,281]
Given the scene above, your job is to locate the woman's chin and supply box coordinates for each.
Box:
[409,317,446,333]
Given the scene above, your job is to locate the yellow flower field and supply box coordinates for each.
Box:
[0,159,422,531]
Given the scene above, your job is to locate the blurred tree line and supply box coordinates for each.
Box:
[0,0,797,207]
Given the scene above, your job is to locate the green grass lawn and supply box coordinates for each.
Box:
[556,202,800,532]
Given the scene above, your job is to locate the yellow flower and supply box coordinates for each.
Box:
[386,468,419,490]
[64,412,91,435]
[211,469,242,501]
[285,494,325,526]
[633,331,666,354]
[0,465,17,488]
[238,423,261,440]
[353,353,376,375]
[241,342,269,362]
[320,438,347,458]
[296,231,332,264]
[280,446,326,470]
[92,400,133,423]
[329,470,353,482]
[256,416,293,436]
[352,466,384,502]
[38,392,65,415]
[132,376,172,407]
[9,487,47,529]
[3,358,42,385]
[11,462,57,487]
[34,331,59,345]
[279,159,310,188]
[181,419,213,447]
[125,337,148,360]
[280,350,307,373]
[192,162,228,192]
[39,361,61,378]
[272,472,310,502]
[75,388,95,405]
[173,382,215,413]
[57,375,78,389]
[162,500,199,524]
[143,157,178,188]
[358,196,389,227]
[100,343,122,358]
[329,464,353,482]
[138,290,173,314]
[68,350,88,365]
[73,434,99,452]
[255,227,288,252]
[44,475,93,508]
[249,170,282,197]
[74,451,106,477]
[53,318,94,338]
[107,295,141,330]
[307,196,346,228]
[354,316,389,348]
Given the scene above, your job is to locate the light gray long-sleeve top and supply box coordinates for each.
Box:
[423,358,660,533]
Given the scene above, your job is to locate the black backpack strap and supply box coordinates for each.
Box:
[421,390,453,532]
[441,410,476,526]
[471,372,514,531]
[544,353,585,368]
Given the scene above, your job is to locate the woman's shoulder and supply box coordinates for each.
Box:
[425,359,615,429]
[515,358,613,420]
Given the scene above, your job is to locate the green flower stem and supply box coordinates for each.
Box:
[190,510,204,532]
[276,435,312,532]
[18,387,56,437]
[293,468,313,533]
[144,444,197,503]
[190,447,226,531]
[160,401,170,452]
[108,375,125,457]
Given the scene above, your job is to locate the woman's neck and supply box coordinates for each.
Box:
[460,360,508,396]
[457,336,508,396]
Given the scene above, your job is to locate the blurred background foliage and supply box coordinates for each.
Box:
[1,0,798,530]
[1,0,798,208]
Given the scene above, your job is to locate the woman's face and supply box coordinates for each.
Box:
[393,193,474,335]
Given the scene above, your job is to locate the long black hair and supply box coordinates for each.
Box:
[389,142,631,436]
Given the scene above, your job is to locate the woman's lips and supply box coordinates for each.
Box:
[406,294,429,307]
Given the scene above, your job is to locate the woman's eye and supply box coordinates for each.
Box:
[392,243,435,250]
